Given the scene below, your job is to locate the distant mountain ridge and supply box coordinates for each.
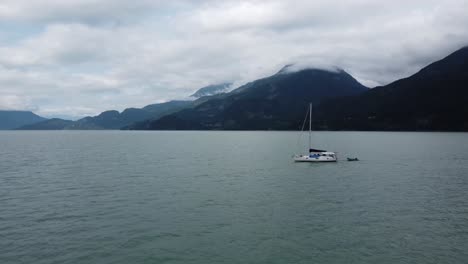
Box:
[19,100,193,130]
[17,82,235,130]
[0,110,47,130]
[18,118,74,130]
[131,67,369,130]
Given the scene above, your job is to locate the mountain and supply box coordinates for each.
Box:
[131,67,369,130]
[67,101,187,129]
[190,83,231,98]
[58,100,193,130]
[17,118,74,130]
[15,100,193,130]
[10,47,467,131]
[315,47,468,131]
[0,110,47,130]
[142,100,193,117]
[123,101,193,129]
[4,83,228,130]
[67,109,153,129]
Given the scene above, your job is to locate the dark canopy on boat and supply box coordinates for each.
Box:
[309,148,327,152]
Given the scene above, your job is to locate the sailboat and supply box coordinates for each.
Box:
[293,103,337,162]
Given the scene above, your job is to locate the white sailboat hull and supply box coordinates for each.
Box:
[293,154,337,162]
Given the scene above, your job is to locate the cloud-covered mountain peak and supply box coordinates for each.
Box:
[276,63,343,75]
[190,83,232,98]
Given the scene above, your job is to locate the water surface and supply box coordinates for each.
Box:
[1,131,468,263]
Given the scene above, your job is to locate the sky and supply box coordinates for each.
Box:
[0,0,467,119]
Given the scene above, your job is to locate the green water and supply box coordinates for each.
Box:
[1,131,468,263]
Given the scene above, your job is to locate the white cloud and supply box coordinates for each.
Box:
[0,0,467,117]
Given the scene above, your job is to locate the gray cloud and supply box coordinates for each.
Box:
[0,0,467,118]
[0,0,172,24]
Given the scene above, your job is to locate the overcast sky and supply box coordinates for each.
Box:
[0,0,467,119]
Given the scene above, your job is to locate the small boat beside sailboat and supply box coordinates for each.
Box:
[293,103,337,162]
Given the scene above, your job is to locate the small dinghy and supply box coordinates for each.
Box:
[347,157,359,161]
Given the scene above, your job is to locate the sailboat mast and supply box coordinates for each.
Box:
[309,103,312,150]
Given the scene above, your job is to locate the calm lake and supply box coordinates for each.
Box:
[1,131,468,264]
